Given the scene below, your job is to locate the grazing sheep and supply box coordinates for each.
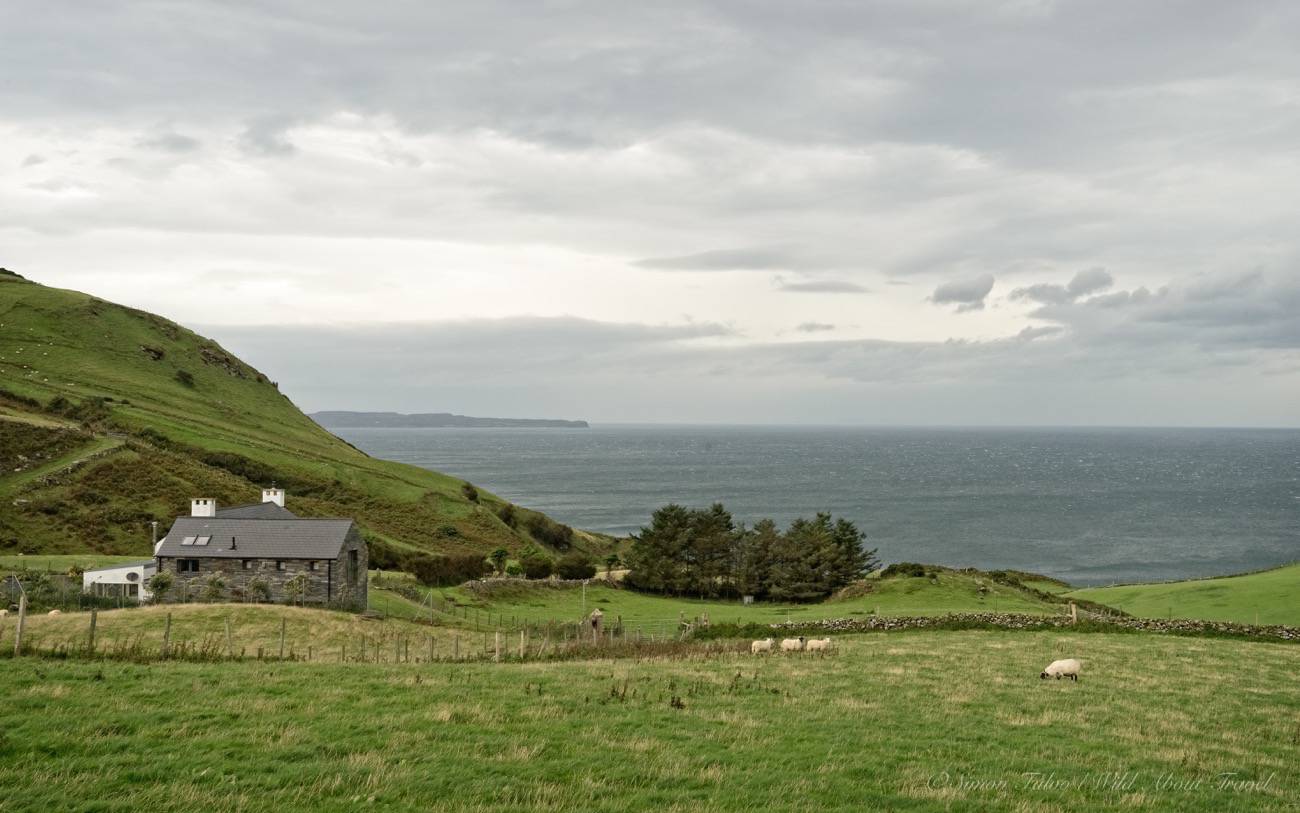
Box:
[751,637,775,654]
[0,609,7,618]
[780,637,806,652]
[805,637,834,652]
[47,609,62,617]
[1040,658,1082,681]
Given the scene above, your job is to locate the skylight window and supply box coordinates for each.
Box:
[194,536,211,546]
[180,536,196,546]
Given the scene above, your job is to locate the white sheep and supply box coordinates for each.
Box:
[1040,658,1082,681]
[750,637,774,654]
[780,637,806,652]
[47,609,62,617]
[0,609,7,618]
[805,637,834,652]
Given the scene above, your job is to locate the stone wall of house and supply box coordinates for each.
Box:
[158,528,367,609]
[330,525,369,609]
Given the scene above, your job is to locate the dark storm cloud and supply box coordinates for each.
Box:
[931,274,995,312]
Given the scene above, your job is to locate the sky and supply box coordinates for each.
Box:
[2,1,1298,426]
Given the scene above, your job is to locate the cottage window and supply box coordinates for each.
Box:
[276,561,286,571]
[178,559,200,573]
[242,560,253,570]
[180,536,196,546]
[308,561,318,571]
[194,535,211,546]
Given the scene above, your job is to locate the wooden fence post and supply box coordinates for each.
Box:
[1070,602,1078,624]
[428,634,434,663]
[494,631,501,662]
[454,634,459,660]
[519,629,525,659]
[161,612,172,659]
[225,616,234,658]
[87,609,98,655]
[14,595,27,656]
[360,636,366,661]
[279,618,286,659]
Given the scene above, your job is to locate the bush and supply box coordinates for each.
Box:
[521,554,554,580]
[505,561,524,577]
[460,482,479,503]
[881,562,930,579]
[202,575,226,602]
[525,514,574,550]
[555,552,596,580]
[496,503,518,528]
[148,571,173,603]
[248,577,271,602]
[175,369,196,388]
[402,552,489,587]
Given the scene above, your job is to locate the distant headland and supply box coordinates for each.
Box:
[311,411,589,429]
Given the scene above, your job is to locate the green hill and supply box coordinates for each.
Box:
[0,271,606,562]
[1066,563,1300,626]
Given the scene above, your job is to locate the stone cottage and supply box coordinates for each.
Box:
[154,489,367,609]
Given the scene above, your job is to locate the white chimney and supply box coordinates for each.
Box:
[262,487,285,507]
[190,498,217,517]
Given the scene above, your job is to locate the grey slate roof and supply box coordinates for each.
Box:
[215,502,299,520]
[156,518,354,560]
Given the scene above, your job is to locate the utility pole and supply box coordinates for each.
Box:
[150,521,159,551]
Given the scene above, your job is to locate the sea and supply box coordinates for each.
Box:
[330,425,1300,586]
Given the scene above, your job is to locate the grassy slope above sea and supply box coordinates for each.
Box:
[1,631,1296,811]
[1066,562,1300,627]
[0,272,606,561]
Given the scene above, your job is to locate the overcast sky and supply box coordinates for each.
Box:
[3,1,1298,425]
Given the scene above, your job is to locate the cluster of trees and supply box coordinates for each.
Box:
[624,503,878,602]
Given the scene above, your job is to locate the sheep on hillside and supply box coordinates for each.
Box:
[750,637,775,654]
[805,638,834,652]
[780,637,806,652]
[47,609,61,617]
[1040,658,1082,681]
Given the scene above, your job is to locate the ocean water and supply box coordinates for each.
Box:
[331,425,1300,586]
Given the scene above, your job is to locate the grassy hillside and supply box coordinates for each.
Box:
[386,568,1070,632]
[1067,563,1300,626]
[0,271,607,561]
[2,630,1295,810]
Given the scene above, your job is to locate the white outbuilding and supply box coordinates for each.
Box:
[82,560,157,603]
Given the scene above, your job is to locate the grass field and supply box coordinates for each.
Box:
[1,630,1296,811]
[0,554,145,574]
[1067,563,1300,627]
[5,603,464,658]
[374,569,1067,634]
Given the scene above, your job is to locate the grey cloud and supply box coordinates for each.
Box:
[794,322,836,333]
[775,277,868,294]
[138,132,201,153]
[635,246,841,273]
[931,274,995,312]
[240,117,297,156]
[1067,268,1113,297]
[1012,267,1114,305]
[21,154,45,167]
